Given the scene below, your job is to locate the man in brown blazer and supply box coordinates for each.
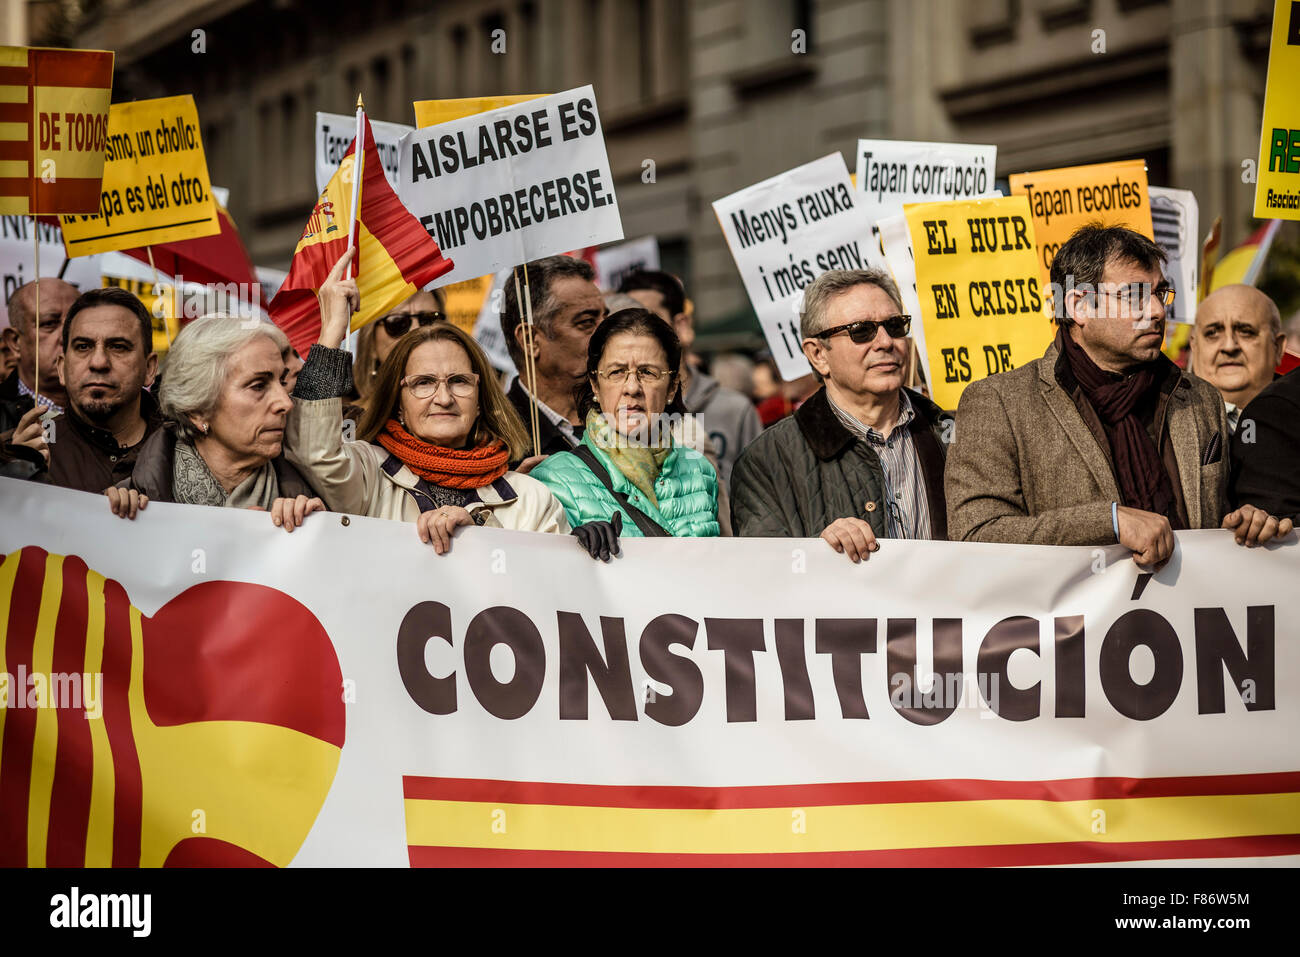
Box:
[945,224,1292,564]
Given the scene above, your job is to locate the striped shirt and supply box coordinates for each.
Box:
[827,390,933,540]
[17,377,62,414]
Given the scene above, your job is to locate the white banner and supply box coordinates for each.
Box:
[714,154,886,380]
[397,86,623,288]
[855,139,998,237]
[1,479,1297,867]
[1149,186,1199,325]
[878,212,928,371]
[0,217,101,331]
[592,235,660,292]
[315,112,413,196]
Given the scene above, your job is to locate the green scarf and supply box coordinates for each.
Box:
[584,409,672,507]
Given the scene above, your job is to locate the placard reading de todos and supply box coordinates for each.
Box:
[59,95,220,256]
[397,86,623,287]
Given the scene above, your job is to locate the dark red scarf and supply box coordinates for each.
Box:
[1058,328,1177,522]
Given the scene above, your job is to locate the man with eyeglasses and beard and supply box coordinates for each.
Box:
[730,268,953,561]
[945,224,1293,564]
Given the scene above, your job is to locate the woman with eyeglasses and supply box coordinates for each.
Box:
[352,287,447,405]
[285,251,569,553]
[530,308,720,557]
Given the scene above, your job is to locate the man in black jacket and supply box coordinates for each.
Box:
[4,287,162,492]
[1231,367,1300,522]
[731,269,951,561]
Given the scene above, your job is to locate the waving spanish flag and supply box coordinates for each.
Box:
[270,114,453,356]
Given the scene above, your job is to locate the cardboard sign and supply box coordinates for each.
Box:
[855,139,997,236]
[0,46,114,215]
[904,196,1052,410]
[713,153,886,380]
[877,212,928,377]
[1148,186,1199,325]
[413,94,546,129]
[592,235,660,291]
[441,273,494,333]
[59,95,221,256]
[315,112,412,195]
[1254,0,1300,219]
[0,216,100,331]
[1008,159,1153,292]
[397,86,623,288]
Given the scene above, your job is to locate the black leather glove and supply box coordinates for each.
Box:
[572,511,623,562]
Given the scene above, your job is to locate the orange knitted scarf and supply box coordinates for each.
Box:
[376,419,509,489]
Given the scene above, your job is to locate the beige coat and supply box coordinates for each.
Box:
[287,396,570,533]
[944,340,1229,545]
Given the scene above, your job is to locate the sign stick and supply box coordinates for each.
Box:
[32,225,40,408]
[514,266,542,458]
[145,245,173,347]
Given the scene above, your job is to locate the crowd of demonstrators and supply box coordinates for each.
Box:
[618,269,761,486]
[4,287,161,491]
[3,221,1297,569]
[499,254,606,461]
[285,250,574,554]
[531,307,721,546]
[1,278,78,434]
[1190,284,1285,433]
[731,268,951,562]
[945,224,1292,566]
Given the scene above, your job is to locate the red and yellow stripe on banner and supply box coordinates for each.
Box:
[403,774,1300,867]
[0,546,345,867]
[0,46,113,215]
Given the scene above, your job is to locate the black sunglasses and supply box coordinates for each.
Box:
[380,310,445,337]
[815,315,911,344]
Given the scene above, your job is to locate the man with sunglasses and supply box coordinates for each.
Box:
[946,224,1292,564]
[731,269,953,561]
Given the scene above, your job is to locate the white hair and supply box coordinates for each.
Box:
[160,315,290,442]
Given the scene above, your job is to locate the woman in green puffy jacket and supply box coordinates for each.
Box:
[531,308,720,557]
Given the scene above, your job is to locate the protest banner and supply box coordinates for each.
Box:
[0,46,114,215]
[855,139,997,237]
[1009,159,1154,293]
[316,111,412,195]
[59,95,221,256]
[413,94,545,130]
[0,217,100,331]
[1254,0,1300,220]
[714,153,886,380]
[904,195,1052,410]
[1148,186,1199,325]
[1,478,1297,866]
[397,86,623,287]
[592,235,660,291]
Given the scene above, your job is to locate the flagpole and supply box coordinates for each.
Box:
[145,245,173,348]
[343,95,365,358]
[515,266,542,458]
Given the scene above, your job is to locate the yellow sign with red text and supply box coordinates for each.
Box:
[905,195,1052,410]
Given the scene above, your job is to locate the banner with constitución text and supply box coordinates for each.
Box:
[1,479,1297,867]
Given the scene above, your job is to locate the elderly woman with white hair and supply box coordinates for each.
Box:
[106,315,324,530]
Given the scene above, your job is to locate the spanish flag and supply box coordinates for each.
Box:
[1208,219,1281,293]
[270,114,454,356]
[403,774,1300,866]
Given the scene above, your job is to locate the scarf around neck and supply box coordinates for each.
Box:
[584,409,672,507]
[376,418,509,489]
[173,439,279,509]
[1058,327,1176,520]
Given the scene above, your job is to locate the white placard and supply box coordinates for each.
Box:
[471,268,516,374]
[713,154,885,380]
[0,218,101,331]
[592,235,660,292]
[856,140,998,241]
[1148,186,1199,325]
[877,212,929,373]
[397,86,623,288]
[316,112,413,196]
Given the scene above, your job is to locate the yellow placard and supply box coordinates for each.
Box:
[59,94,220,256]
[1008,159,1153,291]
[440,274,493,332]
[413,95,546,129]
[1254,0,1300,219]
[905,195,1053,410]
[101,274,180,353]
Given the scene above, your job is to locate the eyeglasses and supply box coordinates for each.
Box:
[815,315,911,344]
[380,311,445,337]
[595,365,670,386]
[400,372,479,399]
[1097,284,1175,311]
